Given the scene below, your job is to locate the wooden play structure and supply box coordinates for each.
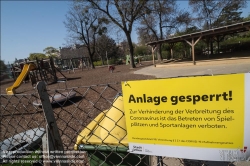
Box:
[7,57,67,95]
[32,57,67,85]
[55,57,90,73]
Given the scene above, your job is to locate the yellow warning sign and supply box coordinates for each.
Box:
[122,74,245,149]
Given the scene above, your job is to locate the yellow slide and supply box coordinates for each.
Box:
[6,63,36,95]
[74,95,128,150]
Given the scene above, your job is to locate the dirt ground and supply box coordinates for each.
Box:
[0,62,157,165]
[0,62,155,94]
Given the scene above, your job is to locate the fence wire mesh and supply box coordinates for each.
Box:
[1,94,46,165]
[0,82,238,166]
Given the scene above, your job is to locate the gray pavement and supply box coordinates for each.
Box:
[135,57,250,78]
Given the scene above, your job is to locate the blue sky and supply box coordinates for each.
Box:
[1,1,70,63]
[1,1,250,64]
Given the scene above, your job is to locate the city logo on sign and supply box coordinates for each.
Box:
[132,146,143,152]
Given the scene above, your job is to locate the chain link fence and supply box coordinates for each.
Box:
[1,81,237,166]
[1,93,46,165]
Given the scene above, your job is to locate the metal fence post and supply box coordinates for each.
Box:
[42,131,55,166]
[36,81,69,166]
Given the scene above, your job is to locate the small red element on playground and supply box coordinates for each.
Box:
[109,65,115,73]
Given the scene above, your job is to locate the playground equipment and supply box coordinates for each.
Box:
[10,64,27,81]
[126,55,140,65]
[56,57,90,73]
[7,57,67,95]
[75,94,127,149]
[126,55,130,65]
[6,63,36,95]
[0,128,45,164]
[32,91,76,106]
[33,57,67,85]
[75,94,150,165]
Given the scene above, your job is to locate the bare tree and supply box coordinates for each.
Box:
[137,26,158,45]
[175,11,193,30]
[86,0,148,68]
[212,0,247,27]
[64,2,109,69]
[189,0,219,29]
[137,0,179,61]
[189,0,246,55]
[188,0,246,29]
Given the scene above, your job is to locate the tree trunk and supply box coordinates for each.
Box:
[210,41,213,55]
[97,51,104,66]
[89,54,95,69]
[125,32,136,68]
[157,44,163,62]
[101,56,104,66]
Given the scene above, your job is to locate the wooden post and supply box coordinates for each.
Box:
[192,38,195,64]
[151,45,158,67]
[36,58,43,82]
[49,57,57,82]
[81,57,83,71]
[184,36,202,65]
[169,43,175,59]
[37,82,69,166]
[152,47,155,66]
[42,130,57,166]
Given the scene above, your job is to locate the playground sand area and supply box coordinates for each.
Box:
[0,62,154,94]
[0,62,155,150]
